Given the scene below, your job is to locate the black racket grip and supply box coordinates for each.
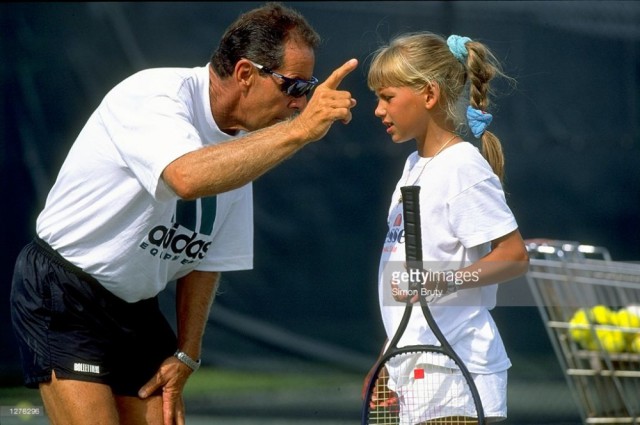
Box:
[401,186,423,265]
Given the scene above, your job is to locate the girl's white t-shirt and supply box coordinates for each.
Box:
[378,142,518,374]
[37,64,253,303]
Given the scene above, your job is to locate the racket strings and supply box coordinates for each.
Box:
[365,351,479,425]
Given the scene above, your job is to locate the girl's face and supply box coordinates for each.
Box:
[374,86,428,144]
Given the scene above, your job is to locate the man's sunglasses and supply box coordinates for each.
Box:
[249,60,318,98]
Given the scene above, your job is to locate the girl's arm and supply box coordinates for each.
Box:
[455,229,529,290]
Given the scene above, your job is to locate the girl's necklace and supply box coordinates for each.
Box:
[397,133,457,204]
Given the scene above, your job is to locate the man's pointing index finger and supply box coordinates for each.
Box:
[322,58,358,90]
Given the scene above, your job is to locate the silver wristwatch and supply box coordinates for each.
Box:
[446,270,458,294]
[174,350,201,372]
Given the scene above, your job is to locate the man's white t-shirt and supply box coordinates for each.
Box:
[37,64,253,303]
[378,142,518,374]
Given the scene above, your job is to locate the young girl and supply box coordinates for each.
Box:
[365,32,529,423]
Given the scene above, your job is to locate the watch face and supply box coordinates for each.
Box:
[448,279,456,293]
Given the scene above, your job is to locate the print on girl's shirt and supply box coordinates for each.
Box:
[383,213,404,253]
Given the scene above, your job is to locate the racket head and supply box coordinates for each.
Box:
[362,346,482,425]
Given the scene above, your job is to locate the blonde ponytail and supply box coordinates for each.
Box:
[465,40,506,181]
[480,131,504,181]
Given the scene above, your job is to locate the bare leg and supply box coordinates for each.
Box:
[116,394,164,425]
[39,371,119,425]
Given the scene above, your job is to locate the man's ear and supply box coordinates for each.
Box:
[234,59,255,91]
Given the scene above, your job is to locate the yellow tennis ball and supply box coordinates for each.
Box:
[583,337,599,351]
[568,309,591,345]
[595,328,626,353]
[14,400,35,422]
[629,334,640,353]
[589,305,613,325]
[614,309,640,342]
[615,309,640,327]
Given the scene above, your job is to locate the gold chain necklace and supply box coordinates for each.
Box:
[397,133,457,204]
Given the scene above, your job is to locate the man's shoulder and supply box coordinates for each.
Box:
[103,64,208,107]
[124,65,206,85]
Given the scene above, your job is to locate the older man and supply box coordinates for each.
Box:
[10,3,357,424]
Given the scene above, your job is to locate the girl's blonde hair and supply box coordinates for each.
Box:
[368,32,509,181]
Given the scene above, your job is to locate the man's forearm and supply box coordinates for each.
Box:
[162,121,308,200]
[175,271,220,360]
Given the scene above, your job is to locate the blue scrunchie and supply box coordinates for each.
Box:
[466,106,493,138]
[447,35,472,62]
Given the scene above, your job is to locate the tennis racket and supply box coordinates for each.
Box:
[361,185,485,425]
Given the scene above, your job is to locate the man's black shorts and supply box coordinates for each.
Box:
[10,237,177,396]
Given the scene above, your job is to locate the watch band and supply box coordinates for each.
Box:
[446,270,458,294]
[174,350,201,372]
